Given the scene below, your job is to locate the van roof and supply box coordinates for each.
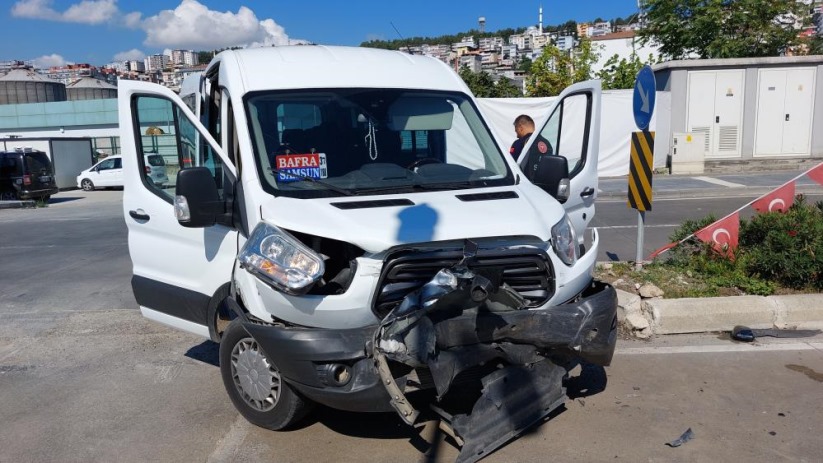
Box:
[216,46,470,95]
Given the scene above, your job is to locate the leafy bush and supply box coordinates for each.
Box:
[655,197,823,294]
[740,196,823,290]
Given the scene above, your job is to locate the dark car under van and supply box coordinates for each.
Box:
[0,149,59,201]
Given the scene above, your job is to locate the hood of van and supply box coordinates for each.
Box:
[259,183,566,254]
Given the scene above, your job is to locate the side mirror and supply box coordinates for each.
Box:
[531,155,570,203]
[175,167,223,228]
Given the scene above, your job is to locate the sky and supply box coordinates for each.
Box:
[1,0,641,67]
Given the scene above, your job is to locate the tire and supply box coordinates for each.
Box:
[81,179,95,191]
[0,190,17,200]
[219,320,312,430]
[42,195,51,202]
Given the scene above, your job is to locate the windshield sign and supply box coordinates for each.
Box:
[246,89,512,198]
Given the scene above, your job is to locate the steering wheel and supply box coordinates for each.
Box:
[407,157,444,170]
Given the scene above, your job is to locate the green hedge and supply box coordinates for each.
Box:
[663,196,823,294]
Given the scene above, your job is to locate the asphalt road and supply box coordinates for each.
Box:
[2,189,823,462]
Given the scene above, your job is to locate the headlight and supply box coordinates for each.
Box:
[551,214,578,266]
[238,222,325,295]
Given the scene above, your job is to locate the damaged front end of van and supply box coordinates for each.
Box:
[236,239,617,463]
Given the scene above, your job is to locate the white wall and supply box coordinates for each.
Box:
[591,37,661,73]
[477,90,665,178]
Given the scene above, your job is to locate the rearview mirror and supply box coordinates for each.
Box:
[175,167,223,228]
[530,155,570,203]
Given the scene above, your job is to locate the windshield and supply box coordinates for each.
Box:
[246,89,513,198]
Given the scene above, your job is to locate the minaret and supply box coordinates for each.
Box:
[539,4,543,34]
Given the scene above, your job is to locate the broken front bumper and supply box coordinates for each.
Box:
[240,279,617,413]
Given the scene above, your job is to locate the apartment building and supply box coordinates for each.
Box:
[170,50,199,67]
[144,54,171,72]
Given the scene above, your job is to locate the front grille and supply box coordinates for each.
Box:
[373,247,554,318]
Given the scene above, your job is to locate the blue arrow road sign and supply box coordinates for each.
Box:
[633,65,656,131]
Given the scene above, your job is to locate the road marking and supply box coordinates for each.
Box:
[692,176,746,188]
[207,415,251,463]
[617,342,823,355]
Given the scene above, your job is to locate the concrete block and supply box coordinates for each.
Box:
[615,289,641,323]
[648,296,775,335]
[769,295,823,329]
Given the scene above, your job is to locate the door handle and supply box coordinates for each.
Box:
[129,209,150,221]
[785,114,790,121]
[715,116,720,123]
[580,187,596,198]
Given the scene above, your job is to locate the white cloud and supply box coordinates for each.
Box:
[11,0,119,25]
[141,0,294,49]
[113,49,145,62]
[123,11,141,28]
[11,0,303,53]
[62,0,118,24]
[33,53,68,68]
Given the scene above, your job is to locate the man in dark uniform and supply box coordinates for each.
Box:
[510,114,556,180]
[509,114,535,161]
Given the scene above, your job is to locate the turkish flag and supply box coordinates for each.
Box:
[808,163,823,186]
[751,181,795,214]
[694,212,740,257]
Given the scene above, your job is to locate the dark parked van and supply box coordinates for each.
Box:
[0,149,59,201]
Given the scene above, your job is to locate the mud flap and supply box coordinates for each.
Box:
[451,362,566,463]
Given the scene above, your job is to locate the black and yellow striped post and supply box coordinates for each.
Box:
[628,130,655,211]
[628,130,654,268]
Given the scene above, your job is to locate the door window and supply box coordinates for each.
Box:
[97,159,115,171]
[133,95,226,203]
[525,92,591,179]
[0,156,22,176]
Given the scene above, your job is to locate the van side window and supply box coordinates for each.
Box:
[0,156,21,176]
[134,95,225,203]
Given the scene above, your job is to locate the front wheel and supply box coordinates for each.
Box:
[81,179,94,191]
[219,320,312,430]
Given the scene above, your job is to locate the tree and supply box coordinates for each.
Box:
[458,67,522,98]
[517,57,533,73]
[526,38,598,97]
[597,53,658,90]
[638,0,811,59]
[810,36,823,55]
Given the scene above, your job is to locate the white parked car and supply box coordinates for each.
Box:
[77,154,168,191]
[77,155,122,191]
[119,46,615,460]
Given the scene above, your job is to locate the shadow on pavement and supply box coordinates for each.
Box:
[49,196,84,204]
[299,406,416,438]
[184,340,220,367]
[564,361,608,399]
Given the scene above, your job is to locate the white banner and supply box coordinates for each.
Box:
[477,89,664,178]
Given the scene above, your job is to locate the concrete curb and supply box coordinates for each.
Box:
[0,200,36,209]
[616,289,823,336]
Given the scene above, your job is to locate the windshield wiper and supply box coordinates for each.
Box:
[414,181,478,190]
[355,181,478,195]
[269,168,355,196]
